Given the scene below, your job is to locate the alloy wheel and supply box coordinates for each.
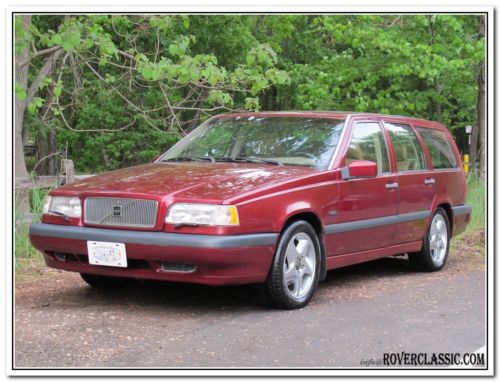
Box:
[283,232,317,299]
[429,214,448,267]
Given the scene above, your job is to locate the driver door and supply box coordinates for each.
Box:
[332,120,399,255]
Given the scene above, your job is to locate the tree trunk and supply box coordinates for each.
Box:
[469,123,479,173]
[37,128,58,176]
[14,15,32,180]
[37,87,59,176]
[186,89,209,133]
[47,129,57,175]
[15,16,63,216]
[37,134,48,175]
[14,16,32,217]
[434,78,442,122]
[477,15,486,181]
[21,49,64,177]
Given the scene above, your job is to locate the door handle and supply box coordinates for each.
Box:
[424,178,436,185]
[385,182,399,189]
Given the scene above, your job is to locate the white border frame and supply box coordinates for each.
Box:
[3,4,495,377]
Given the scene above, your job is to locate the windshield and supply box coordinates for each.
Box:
[160,116,345,169]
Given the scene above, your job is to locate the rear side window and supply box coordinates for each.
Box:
[385,123,426,171]
[416,127,458,169]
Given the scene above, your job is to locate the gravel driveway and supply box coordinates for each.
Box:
[14,234,486,369]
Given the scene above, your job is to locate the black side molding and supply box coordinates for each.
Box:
[451,204,472,216]
[324,210,431,235]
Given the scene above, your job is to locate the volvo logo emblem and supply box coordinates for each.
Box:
[113,205,122,217]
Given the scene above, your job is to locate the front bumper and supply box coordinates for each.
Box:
[29,223,278,286]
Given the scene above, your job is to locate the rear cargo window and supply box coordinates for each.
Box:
[416,127,458,169]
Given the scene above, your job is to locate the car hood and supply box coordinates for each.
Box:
[54,162,319,203]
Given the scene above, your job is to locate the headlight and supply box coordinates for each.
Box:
[42,196,52,214]
[166,203,239,226]
[43,196,82,218]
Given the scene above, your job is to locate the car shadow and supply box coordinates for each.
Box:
[82,279,263,310]
[57,255,415,312]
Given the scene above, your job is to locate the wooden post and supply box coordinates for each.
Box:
[61,159,75,184]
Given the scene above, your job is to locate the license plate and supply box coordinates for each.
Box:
[87,241,127,268]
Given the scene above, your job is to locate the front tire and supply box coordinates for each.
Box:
[80,273,132,288]
[409,208,450,271]
[264,221,321,309]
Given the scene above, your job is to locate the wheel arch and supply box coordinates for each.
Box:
[281,210,327,282]
[434,201,454,236]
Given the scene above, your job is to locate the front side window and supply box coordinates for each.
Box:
[385,122,426,171]
[162,116,345,169]
[345,122,390,173]
[416,127,458,169]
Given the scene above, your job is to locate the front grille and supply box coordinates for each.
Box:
[84,197,158,228]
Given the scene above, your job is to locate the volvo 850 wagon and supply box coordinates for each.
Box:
[30,112,471,309]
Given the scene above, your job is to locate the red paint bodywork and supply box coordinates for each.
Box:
[30,112,470,285]
[30,235,275,285]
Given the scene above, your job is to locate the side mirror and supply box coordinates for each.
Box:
[152,155,161,163]
[341,160,378,180]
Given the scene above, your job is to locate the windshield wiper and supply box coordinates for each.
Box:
[234,156,283,166]
[164,156,282,166]
[162,156,215,163]
[48,210,71,222]
[213,157,283,166]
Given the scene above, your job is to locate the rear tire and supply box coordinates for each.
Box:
[264,221,321,310]
[409,208,450,272]
[80,273,132,288]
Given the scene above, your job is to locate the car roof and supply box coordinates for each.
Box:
[216,111,447,130]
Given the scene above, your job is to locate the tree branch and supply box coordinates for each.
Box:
[57,101,137,132]
[23,49,64,109]
[19,45,63,68]
[82,59,165,132]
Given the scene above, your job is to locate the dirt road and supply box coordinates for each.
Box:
[14,233,486,369]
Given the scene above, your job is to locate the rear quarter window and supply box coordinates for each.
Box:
[416,127,458,169]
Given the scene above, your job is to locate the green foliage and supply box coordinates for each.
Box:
[15,186,52,268]
[53,81,63,97]
[277,15,483,130]
[28,97,44,114]
[15,82,27,101]
[56,89,180,172]
[19,15,484,174]
[15,16,33,54]
[14,222,40,271]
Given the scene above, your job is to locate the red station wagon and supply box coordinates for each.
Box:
[29,112,471,309]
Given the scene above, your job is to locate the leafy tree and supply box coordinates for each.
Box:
[15,14,485,176]
[15,15,289,174]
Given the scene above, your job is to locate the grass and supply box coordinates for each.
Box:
[15,186,52,274]
[465,174,486,234]
[450,174,486,257]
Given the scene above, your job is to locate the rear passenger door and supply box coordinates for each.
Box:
[383,121,435,244]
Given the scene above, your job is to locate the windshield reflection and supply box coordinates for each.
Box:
[161,116,345,169]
